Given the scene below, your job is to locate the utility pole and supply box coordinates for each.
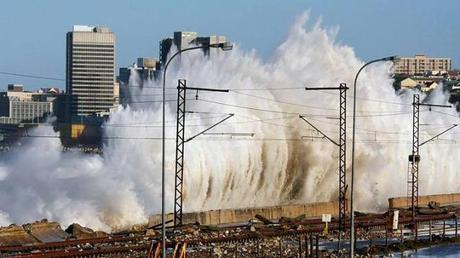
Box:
[174,79,231,227]
[408,93,453,226]
[303,83,348,249]
[174,79,187,228]
[408,94,420,226]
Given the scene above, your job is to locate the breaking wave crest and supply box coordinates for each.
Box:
[0,12,458,231]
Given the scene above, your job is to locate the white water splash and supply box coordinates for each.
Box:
[0,12,458,231]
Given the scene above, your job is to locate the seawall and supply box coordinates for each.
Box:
[148,201,339,227]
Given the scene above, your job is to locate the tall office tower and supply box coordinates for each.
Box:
[66,25,116,117]
[173,31,198,50]
[160,32,197,65]
[159,31,226,66]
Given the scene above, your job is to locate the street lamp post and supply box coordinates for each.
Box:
[161,42,232,257]
[350,56,398,257]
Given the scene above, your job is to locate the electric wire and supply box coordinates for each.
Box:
[0,71,64,81]
[198,98,414,119]
[8,134,459,145]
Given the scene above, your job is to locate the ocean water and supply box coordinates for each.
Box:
[400,244,460,257]
[0,11,458,232]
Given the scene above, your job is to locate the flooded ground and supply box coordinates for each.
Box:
[399,243,460,257]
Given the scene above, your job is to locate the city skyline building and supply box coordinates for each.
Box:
[118,57,160,107]
[66,25,116,117]
[0,84,58,124]
[394,54,452,75]
[118,57,160,86]
[159,31,227,65]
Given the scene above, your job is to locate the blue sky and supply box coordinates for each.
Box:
[0,0,459,90]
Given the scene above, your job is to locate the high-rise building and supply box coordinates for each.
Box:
[394,54,452,75]
[173,31,198,50]
[119,58,160,86]
[118,58,160,106]
[159,38,173,66]
[66,25,116,117]
[160,32,197,65]
[159,31,227,65]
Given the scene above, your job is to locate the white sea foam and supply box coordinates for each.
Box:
[0,12,458,231]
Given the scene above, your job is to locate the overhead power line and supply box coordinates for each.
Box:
[0,71,428,108]
[8,134,459,145]
[0,71,65,81]
[198,98,414,118]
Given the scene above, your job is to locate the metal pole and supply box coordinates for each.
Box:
[173,84,230,227]
[338,83,347,249]
[161,55,167,258]
[429,220,432,242]
[305,234,309,258]
[400,225,404,243]
[350,56,397,257]
[304,84,348,249]
[368,227,372,249]
[256,239,260,258]
[298,236,302,258]
[315,235,319,258]
[235,242,238,258]
[279,238,282,257]
[443,220,446,238]
[411,94,420,226]
[455,218,458,237]
[408,97,451,228]
[161,45,212,258]
[174,79,187,227]
[385,226,388,247]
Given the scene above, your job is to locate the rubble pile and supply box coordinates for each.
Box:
[0,208,459,257]
[65,223,108,239]
[0,224,39,246]
[0,219,113,247]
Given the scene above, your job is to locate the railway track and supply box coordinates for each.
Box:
[1,213,457,257]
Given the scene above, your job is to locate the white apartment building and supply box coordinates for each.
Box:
[394,54,452,75]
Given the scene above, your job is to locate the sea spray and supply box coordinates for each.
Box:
[0,12,458,231]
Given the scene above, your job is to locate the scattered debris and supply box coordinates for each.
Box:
[255,214,274,225]
[65,223,108,239]
[0,224,39,246]
[1,209,460,257]
[23,219,68,243]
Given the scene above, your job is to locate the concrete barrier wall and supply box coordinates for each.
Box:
[389,193,460,209]
[148,201,339,227]
[149,192,460,227]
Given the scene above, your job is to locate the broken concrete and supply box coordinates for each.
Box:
[23,219,68,243]
[0,224,39,246]
[65,223,108,239]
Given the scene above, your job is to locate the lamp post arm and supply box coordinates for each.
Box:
[161,44,229,258]
[352,58,388,92]
[350,55,397,258]
[162,46,208,89]
[161,45,206,258]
